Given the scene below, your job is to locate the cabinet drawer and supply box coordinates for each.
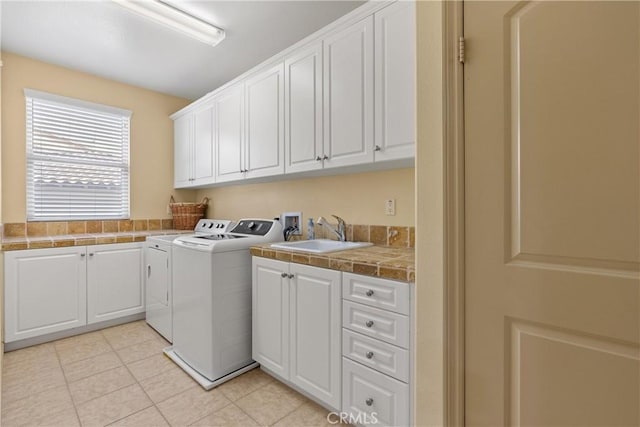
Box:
[343,301,409,348]
[342,329,409,383]
[342,358,409,427]
[342,273,409,315]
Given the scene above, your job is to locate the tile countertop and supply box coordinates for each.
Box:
[1,230,192,251]
[250,243,415,283]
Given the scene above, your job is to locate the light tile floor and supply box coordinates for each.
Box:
[1,321,339,426]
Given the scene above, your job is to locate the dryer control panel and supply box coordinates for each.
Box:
[231,219,277,236]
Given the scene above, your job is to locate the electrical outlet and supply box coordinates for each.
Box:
[385,199,396,216]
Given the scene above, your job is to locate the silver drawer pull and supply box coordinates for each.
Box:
[366,289,374,297]
[366,351,374,359]
[288,274,294,279]
[365,320,374,328]
[281,272,288,278]
[365,398,374,406]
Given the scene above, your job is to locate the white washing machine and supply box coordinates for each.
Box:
[165,219,283,389]
[144,219,234,342]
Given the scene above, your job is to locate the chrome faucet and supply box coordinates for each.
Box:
[317,215,347,242]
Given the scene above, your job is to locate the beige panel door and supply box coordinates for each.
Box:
[465,2,640,425]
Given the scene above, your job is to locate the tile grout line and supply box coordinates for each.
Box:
[53,336,83,427]
[186,400,236,427]
[101,326,171,427]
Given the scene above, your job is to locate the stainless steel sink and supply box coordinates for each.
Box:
[270,239,373,254]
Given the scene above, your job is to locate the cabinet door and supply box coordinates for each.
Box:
[215,84,246,183]
[374,1,416,161]
[323,16,375,168]
[193,105,216,185]
[145,244,171,341]
[245,63,285,179]
[4,247,87,342]
[87,243,144,324]
[252,257,289,378]
[174,114,193,188]
[285,42,324,173]
[342,357,410,427]
[289,264,342,409]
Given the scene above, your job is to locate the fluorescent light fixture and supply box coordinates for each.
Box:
[113,0,226,47]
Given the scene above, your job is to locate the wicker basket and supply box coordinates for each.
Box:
[169,196,209,230]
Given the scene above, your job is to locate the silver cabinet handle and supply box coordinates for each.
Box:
[316,156,322,161]
[365,320,374,328]
[374,145,381,152]
[322,155,329,160]
[366,289,374,297]
[366,351,374,359]
[281,272,288,278]
[89,253,94,257]
[288,274,294,279]
[80,253,86,258]
[147,265,151,277]
[365,398,374,406]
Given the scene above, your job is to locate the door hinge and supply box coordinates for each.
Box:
[458,36,465,64]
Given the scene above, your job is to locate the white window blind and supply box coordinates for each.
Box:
[25,89,132,221]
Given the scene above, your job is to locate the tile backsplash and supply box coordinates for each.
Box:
[3,219,174,238]
[313,223,415,248]
[3,220,415,248]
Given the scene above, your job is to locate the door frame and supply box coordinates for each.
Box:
[415,0,465,425]
[444,1,465,425]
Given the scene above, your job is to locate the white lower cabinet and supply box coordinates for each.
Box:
[4,243,144,343]
[342,358,409,427]
[252,257,290,377]
[252,257,341,409]
[87,243,145,324]
[145,241,172,342]
[4,247,87,343]
[341,273,412,427]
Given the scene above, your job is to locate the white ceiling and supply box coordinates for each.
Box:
[1,0,364,100]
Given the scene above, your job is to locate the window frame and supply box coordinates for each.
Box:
[24,89,133,221]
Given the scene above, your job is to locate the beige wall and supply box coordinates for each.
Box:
[196,168,415,228]
[0,52,196,223]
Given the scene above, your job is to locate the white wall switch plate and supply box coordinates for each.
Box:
[385,199,396,216]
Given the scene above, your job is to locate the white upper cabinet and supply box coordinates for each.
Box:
[374,1,416,161]
[323,16,375,169]
[284,42,324,173]
[173,1,416,188]
[245,62,285,179]
[173,104,215,188]
[173,114,192,188]
[193,106,215,184]
[215,84,246,183]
